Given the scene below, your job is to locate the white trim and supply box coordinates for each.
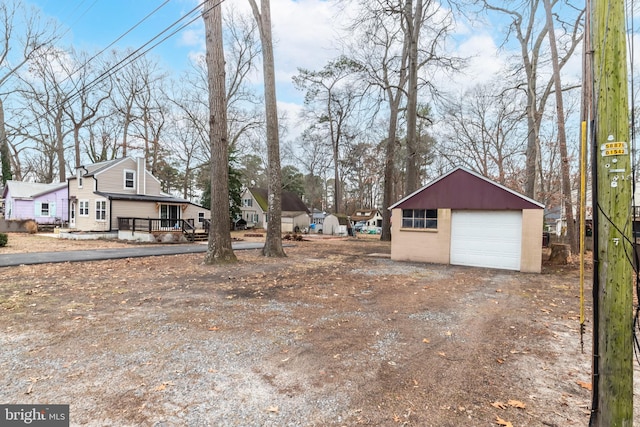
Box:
[95,199,107,222]
[123,169,136,190]
[79,199,89,217]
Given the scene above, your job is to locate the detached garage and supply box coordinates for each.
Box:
[390,167,545,273]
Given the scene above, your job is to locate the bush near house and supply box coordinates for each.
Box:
[0,233,7,247]
[25,220,38,234]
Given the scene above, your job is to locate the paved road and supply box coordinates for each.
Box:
[0,242,266,267]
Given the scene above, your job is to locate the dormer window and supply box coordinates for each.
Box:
[124,170,136,189]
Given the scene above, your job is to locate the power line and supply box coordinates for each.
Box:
[15,0,226,136]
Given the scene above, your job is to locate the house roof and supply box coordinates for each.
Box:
[80,158,124,176]
[248,188,310,214]
[390,167,544,210]
[350,208,380,221]
[2,180,67,200]
[95,191,198,205]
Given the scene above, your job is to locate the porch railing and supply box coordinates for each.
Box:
[118,217,197,240]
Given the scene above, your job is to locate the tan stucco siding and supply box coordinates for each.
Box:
[390,208,452,264]
[520,209,543,273]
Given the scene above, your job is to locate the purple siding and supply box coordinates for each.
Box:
[4,186,69,224]
[394,168,542,210]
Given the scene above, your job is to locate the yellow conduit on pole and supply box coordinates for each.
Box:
[580,120,586,352]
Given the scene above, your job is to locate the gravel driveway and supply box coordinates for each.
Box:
[0,234,636,426]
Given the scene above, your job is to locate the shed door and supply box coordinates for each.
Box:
[450,210,522,271]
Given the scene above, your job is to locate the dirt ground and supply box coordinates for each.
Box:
[0,232,637,426]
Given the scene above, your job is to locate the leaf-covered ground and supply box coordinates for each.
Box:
[0,233,636,426]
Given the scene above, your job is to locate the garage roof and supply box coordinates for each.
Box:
[390,167,544,210]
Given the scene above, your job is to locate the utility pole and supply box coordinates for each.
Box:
[591,0,634,424]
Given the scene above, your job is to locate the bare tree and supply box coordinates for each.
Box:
[292,128,333,212]
[203,0,237,264]
[340,0,459,240]
[17,48,78,182]
[84,115,122,163]
[438,82,527,184]
[0,0,58,183]
[543,0,579,252]
[346,2,408,241]
[248,0,286,257]
[293,56,365,214]
[109,50,156,157]
[404,0,423,194]
[480,0,584,200]
[60,49,113,168]
[168,8,262,199]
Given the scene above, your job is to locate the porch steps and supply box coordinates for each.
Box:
[187,231,209,242]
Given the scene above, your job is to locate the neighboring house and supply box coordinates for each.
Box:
[389,167,545,273]
[310,208,326,233]
[2,180,68,225]
[68,157,209,232]
[240,188,310,232]
[350,208,383,231]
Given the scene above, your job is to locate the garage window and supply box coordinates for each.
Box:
[402,209,437,229]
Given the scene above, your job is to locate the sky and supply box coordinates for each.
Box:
[23,0,512,119]
[22,0,605,150]
[25,1,349,109]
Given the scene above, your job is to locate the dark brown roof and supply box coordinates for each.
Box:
[390,167,544,210]
[249,188,310,213]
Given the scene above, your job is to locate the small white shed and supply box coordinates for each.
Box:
[322,214,348,236]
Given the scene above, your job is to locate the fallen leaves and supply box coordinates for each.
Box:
[576,380,592,390]
[492,399,526,410]
[491,401,508,410]
[495,416,513,427]
[492,399,526,426]
[507,400,526,409]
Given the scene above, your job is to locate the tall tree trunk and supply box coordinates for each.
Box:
[543,0,576,253]
[249,0,286,257]
[203,0,237,264]
[381,104,401,242]
[405,0,423,193]
[55,107,66,183]
[0,98,12,184]
[524,76,540,199]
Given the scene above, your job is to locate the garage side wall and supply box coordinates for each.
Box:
[390,208,451,264]
[520,209,543,273]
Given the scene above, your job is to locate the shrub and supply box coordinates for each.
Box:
[25,220,38,234]
[0,233,7,247]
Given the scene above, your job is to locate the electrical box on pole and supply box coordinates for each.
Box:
[591,0,634,424]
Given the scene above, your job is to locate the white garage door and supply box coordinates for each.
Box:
[450,210,522,271]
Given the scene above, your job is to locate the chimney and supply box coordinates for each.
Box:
[136,157,146,195]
